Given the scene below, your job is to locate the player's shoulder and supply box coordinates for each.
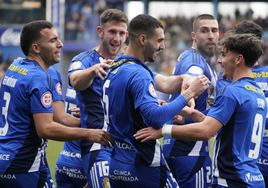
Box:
[72,49,96,62]
[178,48,206,66]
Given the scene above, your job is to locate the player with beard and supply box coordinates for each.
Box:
[162,14,219,188]
[102,14,210,187]
[68,9,128,188]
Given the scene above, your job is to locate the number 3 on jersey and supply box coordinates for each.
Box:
[0,92,10,136]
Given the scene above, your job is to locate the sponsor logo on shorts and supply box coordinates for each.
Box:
[0,174,16,179]
[245,172,263,182]
[102,177,110,188]
[110,170,139,182]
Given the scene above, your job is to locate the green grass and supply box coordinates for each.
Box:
[46,140,64,184]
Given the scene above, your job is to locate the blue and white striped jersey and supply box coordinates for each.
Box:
[163,48,217,158]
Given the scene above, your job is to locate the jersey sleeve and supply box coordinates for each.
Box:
[207,92,237,126]
[51,69,63,102]
[129,71,187,128]
[68,59,88,78]
[174,53,205,77]
[29,73,53,113]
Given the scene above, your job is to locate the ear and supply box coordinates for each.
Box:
[97,26,103,38]
[236,54,244,65]
[31,43,40,54]
[191,32,196,40]
[139,34,147,46]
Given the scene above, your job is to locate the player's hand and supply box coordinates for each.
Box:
[181,74,196,91]
[172,114,185,124]
[93,60,112,80]
[86,129,114,148]
[134,127,162,142]
[158,99,167,106]
[187,75,210,98]
[187,98,195,108]
[68,107,80,117]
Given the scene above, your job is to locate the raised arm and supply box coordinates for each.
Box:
[154,73,198,94]
[69,61,111,91]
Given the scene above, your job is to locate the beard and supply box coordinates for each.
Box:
[143,42,156,62]
[197,44,215,59]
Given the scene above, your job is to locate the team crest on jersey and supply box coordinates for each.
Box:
[206,85,215,107]
[189,66,202,75]
[41,92,52,107]
[149,83,157,98]
[102,178,110,188]
[56,82,62,95]
[70,61,82,71]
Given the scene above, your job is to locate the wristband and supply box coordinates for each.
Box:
[162,124,173,137]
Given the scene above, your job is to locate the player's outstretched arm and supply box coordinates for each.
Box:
[69,60,112,91]
[34,113,114,148]
[134,116,222,142]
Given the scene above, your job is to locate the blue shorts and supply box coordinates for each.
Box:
[257,155,268,187]
[165,156,212,188]
[0,170,53,188]
[81,149,111,188]
[109,157,179,188]
[55,164,87,188]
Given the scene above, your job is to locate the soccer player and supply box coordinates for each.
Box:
[161,14,219,188]
[68,9,128,187]
[102,14,210,187]
[55,85,87,188]
[0,20,113,188]
[135,32,266,188]
[216,20,268,186]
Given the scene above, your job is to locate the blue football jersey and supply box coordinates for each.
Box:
[209,77,266,187]
[0,59,53,174]
[216,71,231,96]
[163,49,217,158]
[102,56,188,166]
[252,64,268,179]
[56,85,83,168]
[68,50,112,156]
[46,66,63,102]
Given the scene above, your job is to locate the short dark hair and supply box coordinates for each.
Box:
[193,14,216,32]
[20,20,53,56]
[232,20,263,39]
[100,9,128,27]
[219,31,263,68]
[128,14,163,42]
